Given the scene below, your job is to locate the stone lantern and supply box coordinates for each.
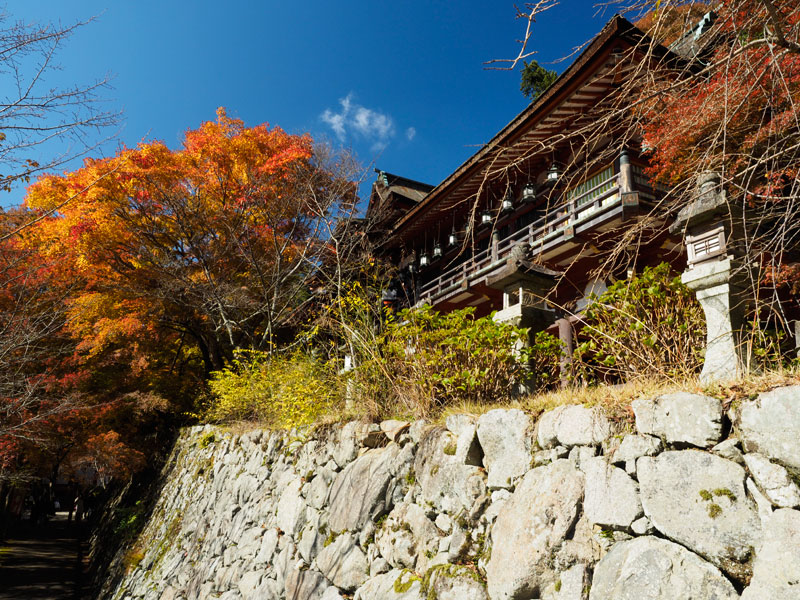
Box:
[488,243,559,331]
[487,243,561,392]
[672,172,747,383]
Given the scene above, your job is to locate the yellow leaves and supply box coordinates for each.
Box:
[207,351,342,426]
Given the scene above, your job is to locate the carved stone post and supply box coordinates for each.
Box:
[681,258,746,382]
[556,317,574,387]
[672,172,747,383]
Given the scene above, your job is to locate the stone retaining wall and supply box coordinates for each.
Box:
[101,385,800,600]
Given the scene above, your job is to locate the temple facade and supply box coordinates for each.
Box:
[368,16,686,343]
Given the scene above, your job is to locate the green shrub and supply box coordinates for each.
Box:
[206,351,342,427]
[351,305,561,416]
[573,263,705,382]
[529,329,564,389]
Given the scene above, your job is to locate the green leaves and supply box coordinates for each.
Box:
[353,305,561,414]
[574,263,705,382]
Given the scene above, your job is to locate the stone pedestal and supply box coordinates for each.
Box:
[682,258,745,383]
[493,303,555,331]
[493,304,557,395]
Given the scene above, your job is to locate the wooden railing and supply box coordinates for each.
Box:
[418,169,622,304]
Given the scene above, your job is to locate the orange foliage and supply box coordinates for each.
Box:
[638,1,800,186]
[636,0,800,297]
[25,108,331,374]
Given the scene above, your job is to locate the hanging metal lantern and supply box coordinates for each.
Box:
[481,210,493,226]
[419,252,430,268]
[501,192,514,213]
[522,183,536,203]
[448,229,458,247]
[547,163,561,182]
[432,242,443,259]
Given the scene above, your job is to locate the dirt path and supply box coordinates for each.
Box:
[0,512,87,600]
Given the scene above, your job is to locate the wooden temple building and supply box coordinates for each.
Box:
[367,15,690,348]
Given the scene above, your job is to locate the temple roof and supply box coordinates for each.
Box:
[365,170,434,226]
[380,15,683,247]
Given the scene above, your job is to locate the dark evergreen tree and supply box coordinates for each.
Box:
[520,59,558,100]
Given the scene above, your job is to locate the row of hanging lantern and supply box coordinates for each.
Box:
[409,163,562,273]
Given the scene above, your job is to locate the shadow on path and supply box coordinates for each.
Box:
[0,512,87,600]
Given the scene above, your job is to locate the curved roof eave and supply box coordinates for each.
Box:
[383,14,678,246]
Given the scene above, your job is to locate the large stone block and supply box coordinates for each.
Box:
[477,409,532,489]
[541,563,590,600]
[738,386,800,475]
[612,434,662,464]
[414,428,486,514]
[276,477,307,537]
[315,532,369,592]
[427,565,489,600]
[486,459,584,600]
[589,536,738,600]
[536,405,610,449]
[632,392,724,448]
[328,443,409,532]
[741,508,800,600]
[582,456,642,529]
[285,567,331,600]
[375,502,440,571]
[743,453,800,508]
[353,569,424,600]
[637,450,761,578]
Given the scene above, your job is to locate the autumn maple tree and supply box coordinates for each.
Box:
[628,0,800,328]
[0,207,149,485]
[0,207,74,478]
[0,109,359,484]
[25,108,357,379]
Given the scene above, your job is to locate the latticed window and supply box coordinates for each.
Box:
[567,165,615,206]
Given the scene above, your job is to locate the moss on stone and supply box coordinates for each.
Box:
[422,563,486,600]
[405,468,416,487]
[323,530,339,547]
[198,432,216,448]
[713,488,736,501]
[394,569,422,593]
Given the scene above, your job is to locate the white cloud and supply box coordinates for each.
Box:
[405,126,416,141]
[321,110,346,139]
[320,93,397,151]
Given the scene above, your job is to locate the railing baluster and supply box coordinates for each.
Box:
[421,166,628,300]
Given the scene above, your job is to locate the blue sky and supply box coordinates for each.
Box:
[5,1,620,207]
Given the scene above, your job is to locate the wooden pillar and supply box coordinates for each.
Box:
[619,148,633,194]
[491,230,499,263]
[557,317,574,388]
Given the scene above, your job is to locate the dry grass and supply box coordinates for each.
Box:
[438,366,800,429]
[437,376,691,429]
[701,366,800,413]
[216,366,800,435]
